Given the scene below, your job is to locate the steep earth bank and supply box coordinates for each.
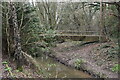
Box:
[46,41,118,78]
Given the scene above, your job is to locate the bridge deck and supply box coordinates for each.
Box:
[39,34,107,42]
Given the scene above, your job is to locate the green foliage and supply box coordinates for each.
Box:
[47,63,56,67]
[105,5,119,39]
[99,44,118,58]
[2,61,13,77]
[5,67,12,71]
[17,66,23,72]
[16,3,57,57]
[43,29,57,46]
[108,46,119,56]
[111,64,120,72]
[15,70,21,72]
[41,47,50,53]
[2,61,8,64]
[74,59,84,69]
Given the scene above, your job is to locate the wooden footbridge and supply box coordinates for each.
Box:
[39,30,107,42]
[39,0,110,42]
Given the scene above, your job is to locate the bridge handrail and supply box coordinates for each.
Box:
[55,30,98,33]
[39,34,101,36]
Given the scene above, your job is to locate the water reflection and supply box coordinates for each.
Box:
[36,54,92,78]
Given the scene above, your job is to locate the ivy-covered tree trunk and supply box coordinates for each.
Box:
[116,3,120,59]
[10,2,23,71]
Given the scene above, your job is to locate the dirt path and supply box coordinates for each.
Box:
[51,42,118,78]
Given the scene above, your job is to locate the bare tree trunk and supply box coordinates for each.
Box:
[99,0,103,42]
[10,2,23,71]
[5,7,10,58]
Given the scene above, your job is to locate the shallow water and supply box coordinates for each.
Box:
[36,54,92,78]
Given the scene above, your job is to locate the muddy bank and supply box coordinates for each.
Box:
[44,41,118,78]
[2,55,41,78]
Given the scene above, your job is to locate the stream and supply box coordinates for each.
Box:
[36,54,92,78]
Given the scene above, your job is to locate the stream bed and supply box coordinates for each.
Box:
[36,54,92,78]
